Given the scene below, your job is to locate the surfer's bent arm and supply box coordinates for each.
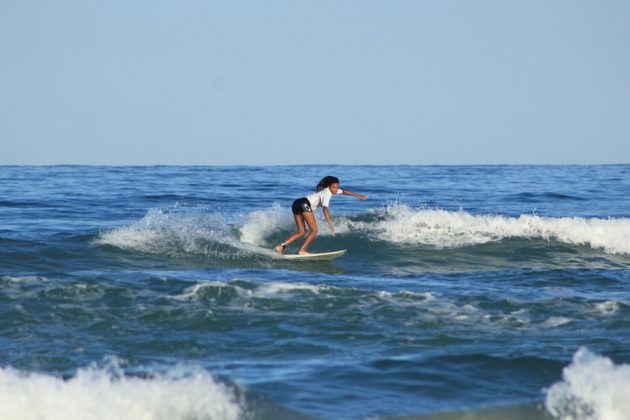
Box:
[323,206,335,235]
[342,189,369,200]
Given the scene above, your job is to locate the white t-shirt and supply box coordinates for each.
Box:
[306,187,344,211]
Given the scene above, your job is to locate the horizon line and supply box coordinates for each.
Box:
[1,162,629,167]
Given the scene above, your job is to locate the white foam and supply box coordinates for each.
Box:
[95,203,630,256]
[237,203,338,247]
[254,282,324,297]
[541,316,572,328]
[341,204,630,254]
[0,358,241,420]
[595,301,620,316]
[373,291,578,330]
[94,208,274,259]
[546,348,630,420]
[169,280,237,301]
[175,280,531,330]
[170,280,574,333]
[171,280,327,302]
[376,290,436,301]
[238,203,292,246]
[370,289,496,326]
[1,275,47,283]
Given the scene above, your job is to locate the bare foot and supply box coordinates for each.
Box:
[274,244,284,254]
[298,250,311,255]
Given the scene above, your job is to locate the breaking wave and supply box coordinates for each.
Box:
[337,204,630,254]
[93,207,278,260]
[0,357,241,420]
[546,348,630,420]
[94,204,630,258]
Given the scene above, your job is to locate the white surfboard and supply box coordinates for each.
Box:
[280,249,347,261]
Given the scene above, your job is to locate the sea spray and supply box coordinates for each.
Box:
[340,204,630,254]
[546,348,630,420]
[0,357,242,420]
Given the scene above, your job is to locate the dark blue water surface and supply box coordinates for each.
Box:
[1,165,629,419]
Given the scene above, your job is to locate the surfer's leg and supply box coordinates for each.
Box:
[298,212,318,255]
[275,213,307,253]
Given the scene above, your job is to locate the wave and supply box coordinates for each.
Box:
[334,204,630,255]
[0,357,242,420]
[385,347,630,420]
[0,275,47,284]
[237,203,630,255]
[545,348,630,420]
[170,280,330,302]
[166,279,624,332]
[94,207,278,260]
[94,204,630,260]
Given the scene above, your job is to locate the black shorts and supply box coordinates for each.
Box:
[292,197,312,215]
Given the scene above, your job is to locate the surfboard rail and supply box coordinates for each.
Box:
[280,249,347,261]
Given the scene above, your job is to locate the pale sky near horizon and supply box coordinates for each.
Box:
[2,1,629,165]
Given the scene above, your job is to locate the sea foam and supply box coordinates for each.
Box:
[171,280,327,302]
[224,203,630,254]
[238,203,292,246]
[94,207,276,259]
[340,204,630,254]
[168,280,576,332]
[95,204,630,256]
[0,358,242,420]
[546,348,630,420]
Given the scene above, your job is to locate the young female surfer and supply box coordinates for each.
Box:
[274,176,368,255]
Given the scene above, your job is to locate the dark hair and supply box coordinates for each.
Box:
[315,176,340,192]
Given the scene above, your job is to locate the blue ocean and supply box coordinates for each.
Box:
[1,165,629,420]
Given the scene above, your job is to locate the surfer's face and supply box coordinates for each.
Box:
[329,183,340,194]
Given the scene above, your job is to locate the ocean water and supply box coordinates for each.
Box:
[1,165,630,420]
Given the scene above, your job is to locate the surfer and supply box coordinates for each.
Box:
[274,176,368,255]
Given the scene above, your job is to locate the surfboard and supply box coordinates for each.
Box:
[280,249,347,261]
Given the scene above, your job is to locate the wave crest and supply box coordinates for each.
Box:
[0,357,241,420]
[340,204,630,254]
[94,207,276,259]
[546,348,630,420]
[94,204,630,258]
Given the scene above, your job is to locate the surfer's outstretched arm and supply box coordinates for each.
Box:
[342,189,369,200]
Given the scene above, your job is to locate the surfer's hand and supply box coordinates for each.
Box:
[358,195,368,200]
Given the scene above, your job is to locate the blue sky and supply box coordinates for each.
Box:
[2,1,629,165]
